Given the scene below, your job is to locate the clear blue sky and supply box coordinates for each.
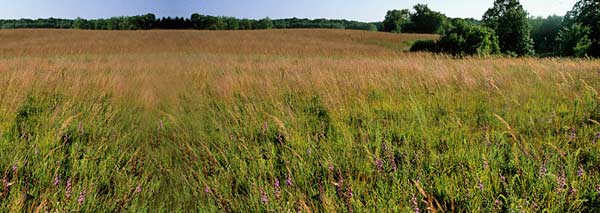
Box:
[0,0,578,22]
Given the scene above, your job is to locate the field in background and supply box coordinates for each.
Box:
[1,29,600,212]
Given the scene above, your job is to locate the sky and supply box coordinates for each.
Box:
[0,0,579,22]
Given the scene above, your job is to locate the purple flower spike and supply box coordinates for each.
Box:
[375,159,384,172]
[348,187,353,198]
[54,175,61,186]
[260,188,268,204]
[78,122,84,133]
[411,194,420,213]
[65,178,72,199]
[78,188,86,204]
[274,179,281,198]
[540,162,547,177]
[286,175,293,186]
[135,184,142,193]
[557,173,567,191]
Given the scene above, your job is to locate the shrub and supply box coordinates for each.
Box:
[410,40,438,52]
[410,20,500,56]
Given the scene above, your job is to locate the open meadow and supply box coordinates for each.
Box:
[1,29,600,212]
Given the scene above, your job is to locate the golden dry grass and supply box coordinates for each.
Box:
[1,29,600,212]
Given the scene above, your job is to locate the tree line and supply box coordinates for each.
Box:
[403,0,600,57]
[0,13,379,31]
[1,0,597,57]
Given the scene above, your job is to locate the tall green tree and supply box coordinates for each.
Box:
[408,4,448,34]
[558,23,592,57]
[483,0,534,56]
[529,15,563,55]
[256,17,274,29]
[72,17,90,29]
[382,9,411,33]
[559,0,600,57]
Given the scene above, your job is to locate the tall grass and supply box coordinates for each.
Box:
[0,29,599,212]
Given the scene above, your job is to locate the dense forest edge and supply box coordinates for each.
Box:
[0,0,597,58]
[0,14,380,32]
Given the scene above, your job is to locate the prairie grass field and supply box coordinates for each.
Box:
[1,29,600,212]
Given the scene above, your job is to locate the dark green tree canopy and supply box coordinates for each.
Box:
[483,0,534,56]
[560,0,600,57]
[558,23,592,57]
[383,5,449,34]
[382,9,411,33]
[256,17,274,29]
[408,4,448,34]
[529,15,563,55]
[411,19,500,56]
[0,13,378,32]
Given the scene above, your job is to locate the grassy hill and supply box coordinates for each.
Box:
[1,29,599,212]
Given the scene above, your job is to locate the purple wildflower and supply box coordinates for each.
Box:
[135,184,142,193]
[53,175,61,186]
[375,159,384,172]
[569,127,577,140]
[381,142,388,152]
[500,175,506,183]
[336,178,344,196]
[478,180,484,191]
[78,122,84,134]
[260,188,268,204]
[204,186,211,194]
[78,188,86,204]
[569,188,578,196]
[286,175,293,186]
[495,199,503,209]
[390,156,398,171]
[411,194,420,213]
[540,162,547,177]
[65,178,72,199]
[348,186,353,199]
[594,132,600,145]
[557,173,567,191]
[11,165,17,172]
[274,179,281,199]
[263,121,268,131]
[578,165,584,178]
[328,164,334,172]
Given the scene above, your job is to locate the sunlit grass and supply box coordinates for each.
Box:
[0,29,599,212]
